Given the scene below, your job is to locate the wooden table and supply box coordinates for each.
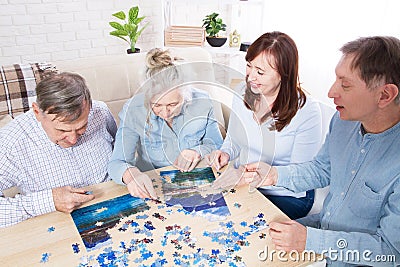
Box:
[0,166,317,266]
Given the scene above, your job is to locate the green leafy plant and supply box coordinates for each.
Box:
[109,6,149,52]
[202,12,227,37]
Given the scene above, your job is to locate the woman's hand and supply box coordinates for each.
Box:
[211,165,246,190]
[242,162,278,189]
[205,150,230,170]
[122,167,157,199]
[174,149,201,172]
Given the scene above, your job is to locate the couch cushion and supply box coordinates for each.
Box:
[0,63,57,118]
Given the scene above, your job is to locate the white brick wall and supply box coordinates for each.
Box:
[0,0,163,65]
[0,0,246,68]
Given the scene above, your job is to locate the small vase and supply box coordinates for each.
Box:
[206,37,227,47]
[127,48,141,54]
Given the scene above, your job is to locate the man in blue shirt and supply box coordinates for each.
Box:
[242,36,400,266]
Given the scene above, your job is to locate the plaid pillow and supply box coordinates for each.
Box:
[0,63,57,118]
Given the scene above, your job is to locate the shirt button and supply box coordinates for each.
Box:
[351,170,355,174]
[326,212,331,216]
[361,149,365,153]
[341,192,344,196]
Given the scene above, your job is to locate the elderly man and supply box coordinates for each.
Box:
[242,36,400,266]
[0,72,117,228]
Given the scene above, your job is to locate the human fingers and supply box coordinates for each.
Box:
[215,151,230,170]
[208,150,222,170]
[204,150,216,165]
[73,193,95,206]
[71,187,87,194]
[211,167,239,189]
[127,179,148,199]
[187,156,200,172]
[204,153,213,165]
[211,171,230,189]
[244,162,260,172]
[53,186,80,213]
[186,151,201,171]
[219,152,229,168]
[269,221,294,232]
[273,244,288,251]
[269,227,283,239]
[242,171,259,183]
[181,157,192,172]
[143,177,157,200]
[173,153,188,172]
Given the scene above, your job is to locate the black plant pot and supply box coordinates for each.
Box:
[127,48,141,54]
[206,37,227,47]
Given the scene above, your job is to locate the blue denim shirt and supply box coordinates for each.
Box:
[277,112,400,266]
[108,88,223,184]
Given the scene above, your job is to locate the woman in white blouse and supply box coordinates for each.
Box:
[206,31,323,219]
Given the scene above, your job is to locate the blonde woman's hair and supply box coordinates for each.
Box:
[143,48,191,135]
[145,48,175,78]
[144,48,187,109]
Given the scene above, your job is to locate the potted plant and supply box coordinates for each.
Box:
[109,6,149,54]
[202,12,227,47]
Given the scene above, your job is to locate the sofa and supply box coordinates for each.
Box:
[0,47,233,130]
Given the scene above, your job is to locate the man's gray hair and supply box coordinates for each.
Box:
[35,72,92,121]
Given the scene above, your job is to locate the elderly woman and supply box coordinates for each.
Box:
[108,48,223,199]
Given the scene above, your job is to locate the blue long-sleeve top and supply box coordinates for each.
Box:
[108,87,223,184]
[277,112,400,266]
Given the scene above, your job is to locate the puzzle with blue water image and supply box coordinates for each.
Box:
[71,194,150,251]
[160,167,231,221]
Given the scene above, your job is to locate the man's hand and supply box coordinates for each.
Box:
[52,186,95,213]
[242,162,278,189]
[269,220,307,252]
[205,150,230,170]
[211,165,245,190]
[173,149,201,172]
[123,167,157,199]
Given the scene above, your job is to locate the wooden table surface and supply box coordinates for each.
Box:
[0,165,317,267]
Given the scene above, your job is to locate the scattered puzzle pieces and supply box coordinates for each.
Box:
[72,243,80,253]
[153,212,166,221]
[233,203,241,209]
[40,252,51,263]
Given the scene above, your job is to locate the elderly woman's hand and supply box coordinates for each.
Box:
[174,149,201,172]
[122,167,157,200]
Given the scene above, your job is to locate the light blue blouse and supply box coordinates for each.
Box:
[220,89,323,197]
[277,113,400,266]
[108,88,223,185]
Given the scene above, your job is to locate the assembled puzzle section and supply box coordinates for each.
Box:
[160,167,231,221]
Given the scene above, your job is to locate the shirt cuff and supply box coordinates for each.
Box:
[31,189,56,216]
[275,165,292,187]
[305,226,325,253]
[110,163,134,185]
